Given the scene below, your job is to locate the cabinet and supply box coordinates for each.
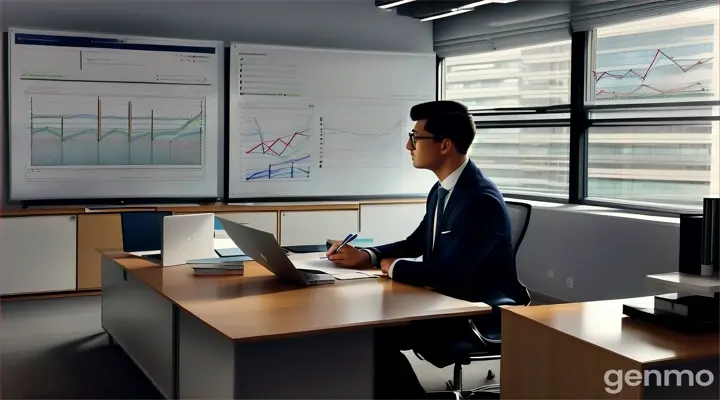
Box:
[280,210,359,246]
[359,203,426,246]
[215,212,278,238]
[76,213,123,290]
[0,215,77,295]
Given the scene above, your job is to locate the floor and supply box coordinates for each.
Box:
[0,295,499,399]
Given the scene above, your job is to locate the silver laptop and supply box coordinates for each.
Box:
[134,213,216,267]
[217,216,335,286]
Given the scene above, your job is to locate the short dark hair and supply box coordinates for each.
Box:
[410,100,475,155]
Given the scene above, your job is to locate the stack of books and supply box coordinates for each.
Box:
[188,255,251,276]
[191,264,245,276]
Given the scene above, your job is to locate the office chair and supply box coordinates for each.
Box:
[418,201,532,399]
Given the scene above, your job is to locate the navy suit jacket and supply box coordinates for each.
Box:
[367,160,528,306]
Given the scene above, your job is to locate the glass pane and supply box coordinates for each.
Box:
[470,127,570,196]
[587,124,720,209]
[591,5,720,105]
[444,40,571,109]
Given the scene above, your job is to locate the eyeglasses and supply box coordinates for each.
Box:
[408,132,443,148]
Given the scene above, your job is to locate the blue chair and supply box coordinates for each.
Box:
[417,201,532,399]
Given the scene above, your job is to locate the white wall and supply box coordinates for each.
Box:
[0,0,433,204]
[512,201,679,302]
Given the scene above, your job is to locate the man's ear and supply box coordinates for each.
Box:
[441,138,453,154]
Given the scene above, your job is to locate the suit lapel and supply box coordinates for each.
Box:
[442,160,476,222]
[425,183,438,260]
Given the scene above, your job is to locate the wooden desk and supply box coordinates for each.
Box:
[500,297,719,399]
[100,250,489,399]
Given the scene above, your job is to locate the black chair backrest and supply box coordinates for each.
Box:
[505,201,531,258]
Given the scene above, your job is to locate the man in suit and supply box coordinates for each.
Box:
[326,100,528,398]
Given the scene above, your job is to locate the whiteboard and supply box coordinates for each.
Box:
[227,42,438,199]
[8,28,223,201]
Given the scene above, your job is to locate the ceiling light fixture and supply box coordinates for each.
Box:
[458,0,518,10]
[420,8,473,22]
[378,0,416,9]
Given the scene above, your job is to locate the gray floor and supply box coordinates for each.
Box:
[0,295,499,399]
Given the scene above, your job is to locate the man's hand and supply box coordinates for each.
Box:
[326,243,372,268]
[380,258,396,275]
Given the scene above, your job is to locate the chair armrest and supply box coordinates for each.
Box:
[467,319,501,345]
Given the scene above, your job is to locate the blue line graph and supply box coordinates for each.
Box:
[29,94,204,166]
[245,154,311,180]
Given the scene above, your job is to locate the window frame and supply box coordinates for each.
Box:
[438,10,720,216]
[439,39,573,202]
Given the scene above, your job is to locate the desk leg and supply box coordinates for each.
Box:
[101,258,175,399]
[177,309,374,399]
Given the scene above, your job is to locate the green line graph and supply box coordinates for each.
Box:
[29,94,205,166]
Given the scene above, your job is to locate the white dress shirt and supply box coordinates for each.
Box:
[365,157,469,277]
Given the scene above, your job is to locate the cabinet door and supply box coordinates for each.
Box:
[215,212,278,238]
[77,213,123,290]
[0,215,77,295]
[359,203,426,246]
[280,210,359,246]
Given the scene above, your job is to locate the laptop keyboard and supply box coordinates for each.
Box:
[299,270,317,280]
[142,254,163,264]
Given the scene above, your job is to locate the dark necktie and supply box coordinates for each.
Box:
[432,187,449,254]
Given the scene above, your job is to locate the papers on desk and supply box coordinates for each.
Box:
[214,238,239,250]
[292,258,378,280]
[129,250,160,257]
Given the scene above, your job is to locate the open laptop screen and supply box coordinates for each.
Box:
[120,211,172,252]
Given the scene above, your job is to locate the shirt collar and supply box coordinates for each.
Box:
[439,157,469,192]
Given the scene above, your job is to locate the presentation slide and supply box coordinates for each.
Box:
[8,28,223,201]
[228,43,437,199]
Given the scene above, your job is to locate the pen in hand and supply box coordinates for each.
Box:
[321,233,357,259]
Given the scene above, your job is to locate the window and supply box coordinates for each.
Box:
[586,5,720,209]
[469,127,570,197]
[440,4,720,211]
[590,6,719,105]
[443,40,572,198]
[588,125,716,208]
[444,40,572,109]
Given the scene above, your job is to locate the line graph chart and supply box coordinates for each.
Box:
[239,104,314,180]
[29,94,204,166]
[594,49,715,101]
[318,101,406,169]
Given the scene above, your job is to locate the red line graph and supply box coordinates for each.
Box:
[245,129,309,156]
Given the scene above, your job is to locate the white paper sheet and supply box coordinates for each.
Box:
[129,250,160,257]
[292,258,377,278]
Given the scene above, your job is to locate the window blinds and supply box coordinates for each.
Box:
[433,1,572,58]
[570,0,719,32]
[435,0,718,58]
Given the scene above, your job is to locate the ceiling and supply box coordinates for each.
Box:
[375,0,517,22]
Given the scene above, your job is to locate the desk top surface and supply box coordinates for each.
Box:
[504,296,719,365]
[101,250,489,342]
